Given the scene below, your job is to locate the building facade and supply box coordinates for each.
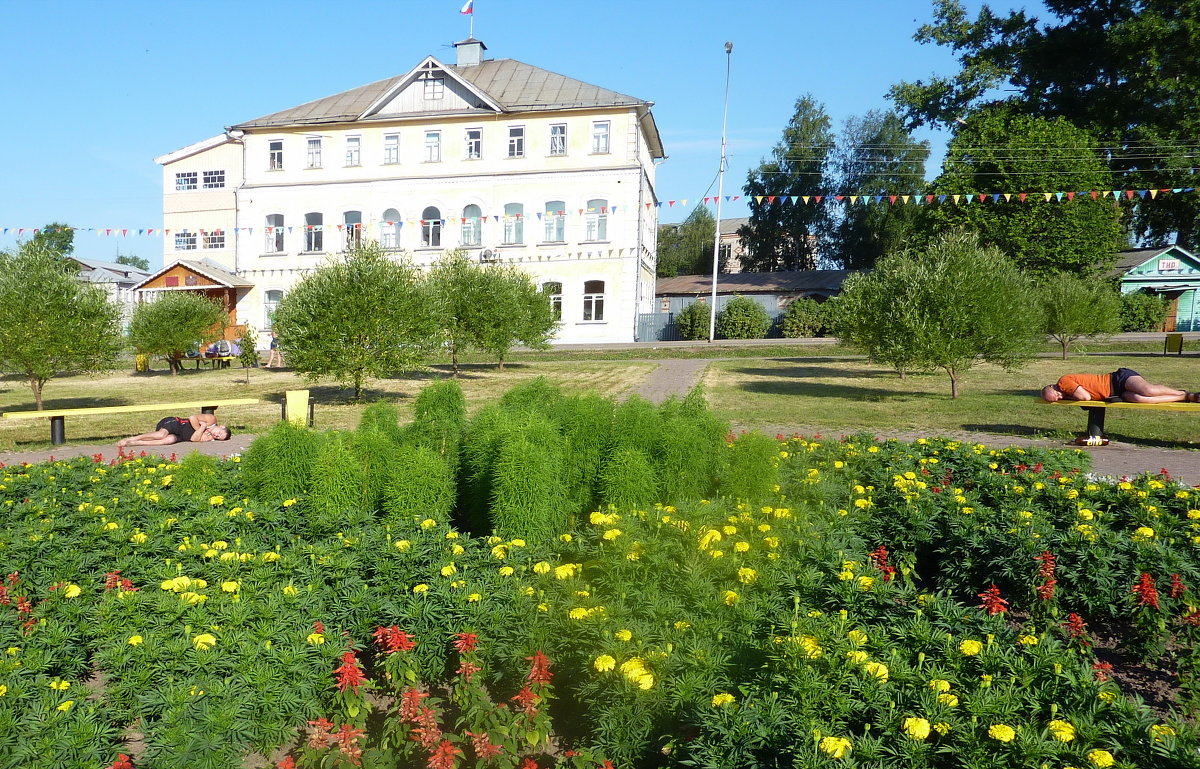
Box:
[1113,245,1200,331]
[153,39,664,344]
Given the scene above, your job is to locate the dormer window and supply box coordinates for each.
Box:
[423,77,445,100]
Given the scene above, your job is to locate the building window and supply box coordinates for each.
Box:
[422,206,442,247]
[549,124,566,156]
[305,212,323,252]
[381,208,401,249]
[583,280,605,321]
[503,203,524,244]
[425,131,441,162]
[383,133,400,164]
[174,231,197,251]
[462,204,482,247]
[543,281,563,320]
[544,200,565,242]
[175,172,197,191]
[345,136,361,166]
[465,127,482,159]
[307,138,322,168]
[719,243,732,266]
[423,77,445,100]
[585,199,608,241]
[344,211,362,250]
[508,126,525,158]
[266,214,285,253]
[592,121,610,154]
[264,289,283,330]
[202,170,225,189]
[203,230,225,249]
[269,140,283,170]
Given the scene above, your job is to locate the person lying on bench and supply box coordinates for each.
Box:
[117,414,232,448]
[1041,367,1196,403]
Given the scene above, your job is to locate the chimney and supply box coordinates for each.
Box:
[454,37,486,67]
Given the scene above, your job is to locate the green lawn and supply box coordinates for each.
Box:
[704,353,1200,447]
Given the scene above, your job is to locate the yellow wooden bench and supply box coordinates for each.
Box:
[1047,399,1200,441]
[1,398,262,445]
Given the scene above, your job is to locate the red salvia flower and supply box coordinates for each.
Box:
[276,758,296,769]
[457,660,482,682]
[1169,574,1187,599]
[868,546,896,581]
[16,597,32,615]
[465,731,505,762]
[313,620,325,634]
[104,571,122,591]
[1064,613,1089,639]
[511,685,539,717]
[306,718,335,749]
[412,707,443,749]
[334,724,366,766]
[1034,551,1057,580]
[0,585,9,606]
[1093,661,1114,682]
[977,585,1009,615]
[108,754,134,769]
[399,687,430,722]
[1183,609,1200,627]
[521,759,540,769]
[428,740,464,769]
[452,632,479,654]
[373,625,416,654]
[1132,573,1160,609]
[333,651,368,693]
[526,651,553,685]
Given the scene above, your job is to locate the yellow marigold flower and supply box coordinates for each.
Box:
[847,630,868,645]
[467,593,481,602]
[711,692,735,707]
[412,584,429,594]
[62,584,81,599]
[837,570,856,581]
[862,662,889,682]
[1048,719,1076,742]
[903,717,931,740]
[420,518,437,529]
[533,561,551,575]
[854,498,872,509]
[498,566,514,577]
[933,722,951,735]
[0,685,6,697]
[537,603,549,612]
[928,678,950,693]
[1086,749,1115,768]
[818,736,852,759]
[1188,509,1200,520]
[130,532,148,544]
[614,629,633,642]
[192,633,217,651]
[734,541,750,553]
[440,563,457,577]
[959,639,983,656]
[49,680,69,691]
[674,621,691,630]
[521,586,535,596]
[858,576,875,591]
[1077,508,1094,521]
[737,568,758,584]
[1018,634,1039,646]
[208,496,224,506]
[594,655,616,672]
[1150,724,1176,742]
[846,650,868,664]
[306,633,325,645]
[103,521,119,531]
[723,590,739,606]
[559,533,573,542]
[763,536,780,549]
[282,584,299,597]
[988,724,1016,742]
[602,528,622,541]
[722,525,738,536]
[394,540,411,552]
[128,635,143,646]
[709,550,725,559]
[937,693,959,707]
[56,700,74,712]
[698,529,722,550]
[262,551,280,562]
[1133,525,1156,540]
[568,608,590,620]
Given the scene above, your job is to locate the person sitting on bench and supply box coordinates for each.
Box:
[117,414,232,448]
[1041,368,1196,404]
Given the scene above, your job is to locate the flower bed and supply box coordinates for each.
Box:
[0,386,1197,768]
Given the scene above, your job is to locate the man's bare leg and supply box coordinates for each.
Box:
[117,430,178,448]
[1120,375,1188,403]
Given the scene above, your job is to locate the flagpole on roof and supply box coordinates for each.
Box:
[708,41,733,344]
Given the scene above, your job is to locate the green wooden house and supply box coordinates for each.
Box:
[1113,245,1200,331]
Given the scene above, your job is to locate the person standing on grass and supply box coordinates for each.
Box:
[1041,368,1196,403]
[117,414,231,449]
[265,331,283,368]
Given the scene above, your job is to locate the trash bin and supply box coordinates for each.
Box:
[135,354,150,372]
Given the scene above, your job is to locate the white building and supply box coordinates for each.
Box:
[68,257,151,328]
[153,39,665,344]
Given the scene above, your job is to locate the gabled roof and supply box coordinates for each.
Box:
[1109,245,1198,278]
[154,133,234,166]
[68,257,151,285]
[134,259,253,291]
[656,270,853,296]
[229,52,663,157]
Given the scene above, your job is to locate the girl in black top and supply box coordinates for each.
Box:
[117,414,231,450]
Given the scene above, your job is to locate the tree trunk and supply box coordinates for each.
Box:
[451,344,459,378]
[169,357,180,376]
[497,354,505,371]
[948,368,959,399]
[354,372,364,403]
[29,377,44,410]
[1061,340,1069,360]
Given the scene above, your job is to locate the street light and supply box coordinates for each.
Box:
[708,41,733,343]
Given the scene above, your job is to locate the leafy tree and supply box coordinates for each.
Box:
[475,266,559,369]
[1038,272,1122,358]
[0,241,124,409]
[715,296,772,339]
[890,0,1200,248]
[674,301,711,341]
[30,222,74,258]
[128,292,228,376]
[116,254,151,271]
[833,230,1043,397]
[739,95,833,272]
[780,298,829,338]
[427,251,497,376]
[915,108,1124,274]
[1119,289,1168,332]
[830,111,930,269]
[657,206,718,277]
[272,242,437,401]
[237,326,259,383]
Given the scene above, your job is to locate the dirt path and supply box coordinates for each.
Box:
[629,359,710,404]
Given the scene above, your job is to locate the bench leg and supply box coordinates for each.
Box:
[50,416,66,445]
[201,406,217,415]
[1084,407,1106,439]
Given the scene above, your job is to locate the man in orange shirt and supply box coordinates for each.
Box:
[1041,367,1194,403]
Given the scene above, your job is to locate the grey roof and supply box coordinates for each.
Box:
[656,270,853,296]
[69,257,151,286]
[719,217,749,236]
[1108,245,1196,277]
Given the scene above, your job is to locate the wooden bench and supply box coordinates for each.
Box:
[1,398,262,445]
[1047,399,1200,440]
[193,356,237,370]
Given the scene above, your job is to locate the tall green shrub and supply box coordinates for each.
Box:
[461,405,511,531]
[598,448,658,510]
[349,429,403,512]
[558,394,616,514]
[716,295,772,339]
[675,301,712,341]
[1120,290,1168,332]
[1038,272,1122,358]
[239,421,325,501]
[780,298,828,338]
[357,401,406,446]
[407,380,468,474]
[306,432,369,534]
[719,431,780,501]
[611,397,663,459]
[488,415,570,541]
[382,446,456,526]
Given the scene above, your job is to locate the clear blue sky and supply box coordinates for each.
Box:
[0,0,1034,269]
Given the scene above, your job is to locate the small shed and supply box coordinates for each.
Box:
[133,259,254,340]
[1112,245,1200,331]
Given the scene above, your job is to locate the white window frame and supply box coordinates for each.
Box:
[503,203,524,244]
[383,133,400,165]
[345,136,361,167]
[381,209,401,249]
[582,280,606,321]
[175,172,197,191]
[202,230,225,250]
[423,77,445,100]
[307,137,322,168]
[543,281,563,321]
[202,170,225,189]
[544,201,565,242]
[175,231,197,251]
[465,127,482,159]
[549,124,567,156]
[304,213,323,252]
[422,207,442,248]
[425,131,441,162]
[269,140,284,170]
[585,199,608,241]
[344,211,363,250]
[263,289,283,330]
[462,205,482,247]
[591,121,611,154]
[508,126,525,158]
[265,215,285,254]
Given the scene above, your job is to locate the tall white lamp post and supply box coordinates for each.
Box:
[708,41,733,342]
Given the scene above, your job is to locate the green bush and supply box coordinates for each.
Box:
[382,445,456,526]
[172,452,221,493]
[488,415,570,541]
[610,396,663,459]
[407,379,468,473]
[357,400,406,446]
[238,421,324,500]
[349,429,403,511]
[655,389,727,503]
[718,430,780,500]
[715,295,772,339]
[598,447,658,509]
[674,301,712,341]
[305,432,369,533]
[779,297,828,337]
[1120,289,1168,332]
[558,394,616,514]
